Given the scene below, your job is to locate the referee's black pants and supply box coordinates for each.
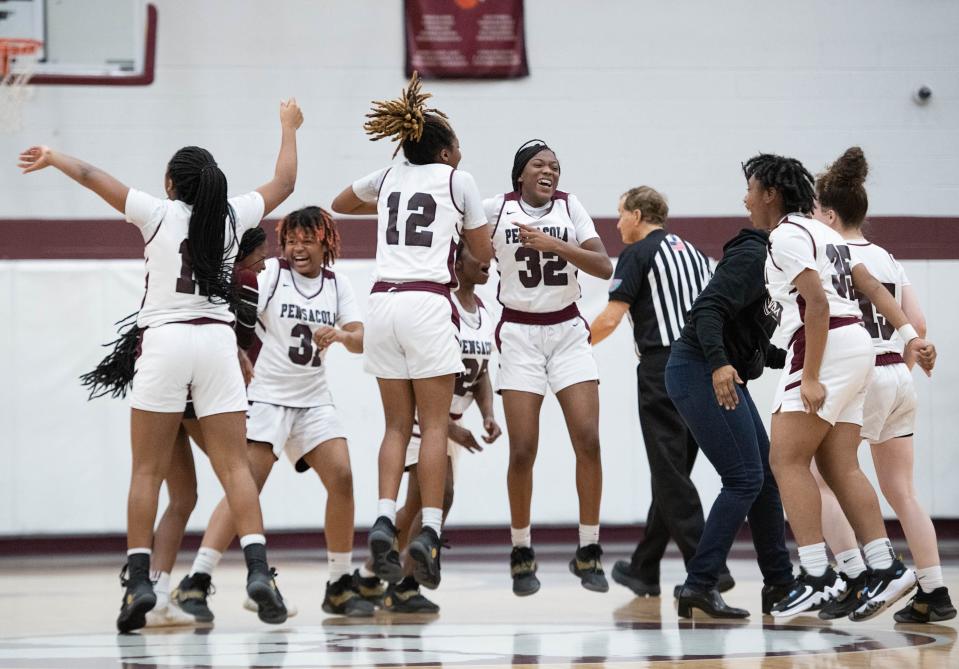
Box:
[629,347,714,584]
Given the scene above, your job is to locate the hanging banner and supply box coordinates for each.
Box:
[405,0,529,79]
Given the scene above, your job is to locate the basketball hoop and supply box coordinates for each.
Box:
[0,38,43,132]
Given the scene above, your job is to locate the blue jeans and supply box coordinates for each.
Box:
[665,342,793,590]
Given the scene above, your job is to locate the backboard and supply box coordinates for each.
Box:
[0,0,156,85]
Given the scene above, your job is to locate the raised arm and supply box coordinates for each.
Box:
[19,146,128,213]
[256,99,303,217]
[331,185,378,215]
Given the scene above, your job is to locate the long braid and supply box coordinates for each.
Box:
[363,71,454,163]
[167,146,238,305]
[276,206,341,267]
[79,312,141,400]
[742,153,816,215]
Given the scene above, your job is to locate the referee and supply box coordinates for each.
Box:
[591,186,732,597]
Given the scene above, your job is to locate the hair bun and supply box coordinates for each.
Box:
[828,146,868,186]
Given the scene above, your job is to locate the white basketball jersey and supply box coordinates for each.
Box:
[847,240,910,355]
[489,191,598,313]
[125,189,264,329]
[766,214,863,344]
[247,258,361,408]
[450,293,495,416]
[356,162,486,285]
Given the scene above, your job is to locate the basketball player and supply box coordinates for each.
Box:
[380,241,501,612]
[485,140,613,596]
[146,227,269,627]
[810,148,954,623]
[747,153,936,619]
[176,207,373,619]
[331,73,493,590]
[18,98,303,632]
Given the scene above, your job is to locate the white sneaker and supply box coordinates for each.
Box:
[850,559,917,621]
[144,603,199,628]
[244,597,298,618]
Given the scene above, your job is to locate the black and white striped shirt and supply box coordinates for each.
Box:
[609,228,713,353]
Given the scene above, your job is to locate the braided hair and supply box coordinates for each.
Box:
[511,139,558,193]
[276,206,341,268]
[816,147,869,227]
[167,146,238,304]
[238,226,267,262]
[363,71,455,164]
[742,153,816,215]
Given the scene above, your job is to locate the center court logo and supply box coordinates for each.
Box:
[0,623,947,667]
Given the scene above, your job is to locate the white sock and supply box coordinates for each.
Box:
[239,534,266,549]
[191,547,223,576]
[153,571,171,609]
[916,565,944,593]
[127,547,151,557]
[327,552,352,582]
[358,565,376,579]
[421,507,443,536]
[579,524,600,547]
[511,526,531,548]
[798,542,829,577]
[863,538,895,570]
[834,548,867,579]
[377,498,397,524]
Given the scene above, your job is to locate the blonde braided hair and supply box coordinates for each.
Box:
[364,71,449,158]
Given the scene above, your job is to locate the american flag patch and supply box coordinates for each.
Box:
[668,235,686,252]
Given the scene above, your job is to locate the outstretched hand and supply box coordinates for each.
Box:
[280,98,304,130]
[18,145,54,174]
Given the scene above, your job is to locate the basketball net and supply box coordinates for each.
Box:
[0,39,43,133]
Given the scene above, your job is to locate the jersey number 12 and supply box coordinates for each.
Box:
[386,192,435,248]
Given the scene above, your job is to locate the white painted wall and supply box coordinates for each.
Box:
[0,257,956,536]
[0,1,957,534]
[1,0,957,219]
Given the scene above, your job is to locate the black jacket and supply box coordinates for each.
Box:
[678,228,786,380]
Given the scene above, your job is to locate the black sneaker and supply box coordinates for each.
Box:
[894,587,957,623]
[761,580,796,615]
[611,561,660,597]
[849,558,916,622]
[368,516,404,584]
[569,544,609,593]
[246,567,288,624]
[171,573,216,623]
[383,576,440,613]
[819,571,869,620]
[352,569,386,607]
[408,526,443,590]
[116,561,156,633]
[323,573,375,617]
[511,546,541,597]
[770,567,843,618]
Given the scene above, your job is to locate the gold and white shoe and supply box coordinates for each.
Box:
[243,597,298,618]
[144,602,199,628]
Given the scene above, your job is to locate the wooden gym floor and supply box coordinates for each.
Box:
[0,546,956,668]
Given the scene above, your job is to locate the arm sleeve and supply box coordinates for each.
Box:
[124,189,166,241]
[482,194,505,226]
[335,275,363,326]
[256,258,279,313]
[765,344,787,369]
[691,248,766,371]
[567,194,599,244]
[228,191,266,236]
[351,167,390,203]
[607,246,646,306]
[769,226,819,283]
[894,257,911,287]
[234,269,259,350]
[451,170,487,230]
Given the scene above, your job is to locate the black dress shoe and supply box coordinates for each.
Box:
[673,572,735,599]
[677,585,750,619]
[612,561,660,597]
